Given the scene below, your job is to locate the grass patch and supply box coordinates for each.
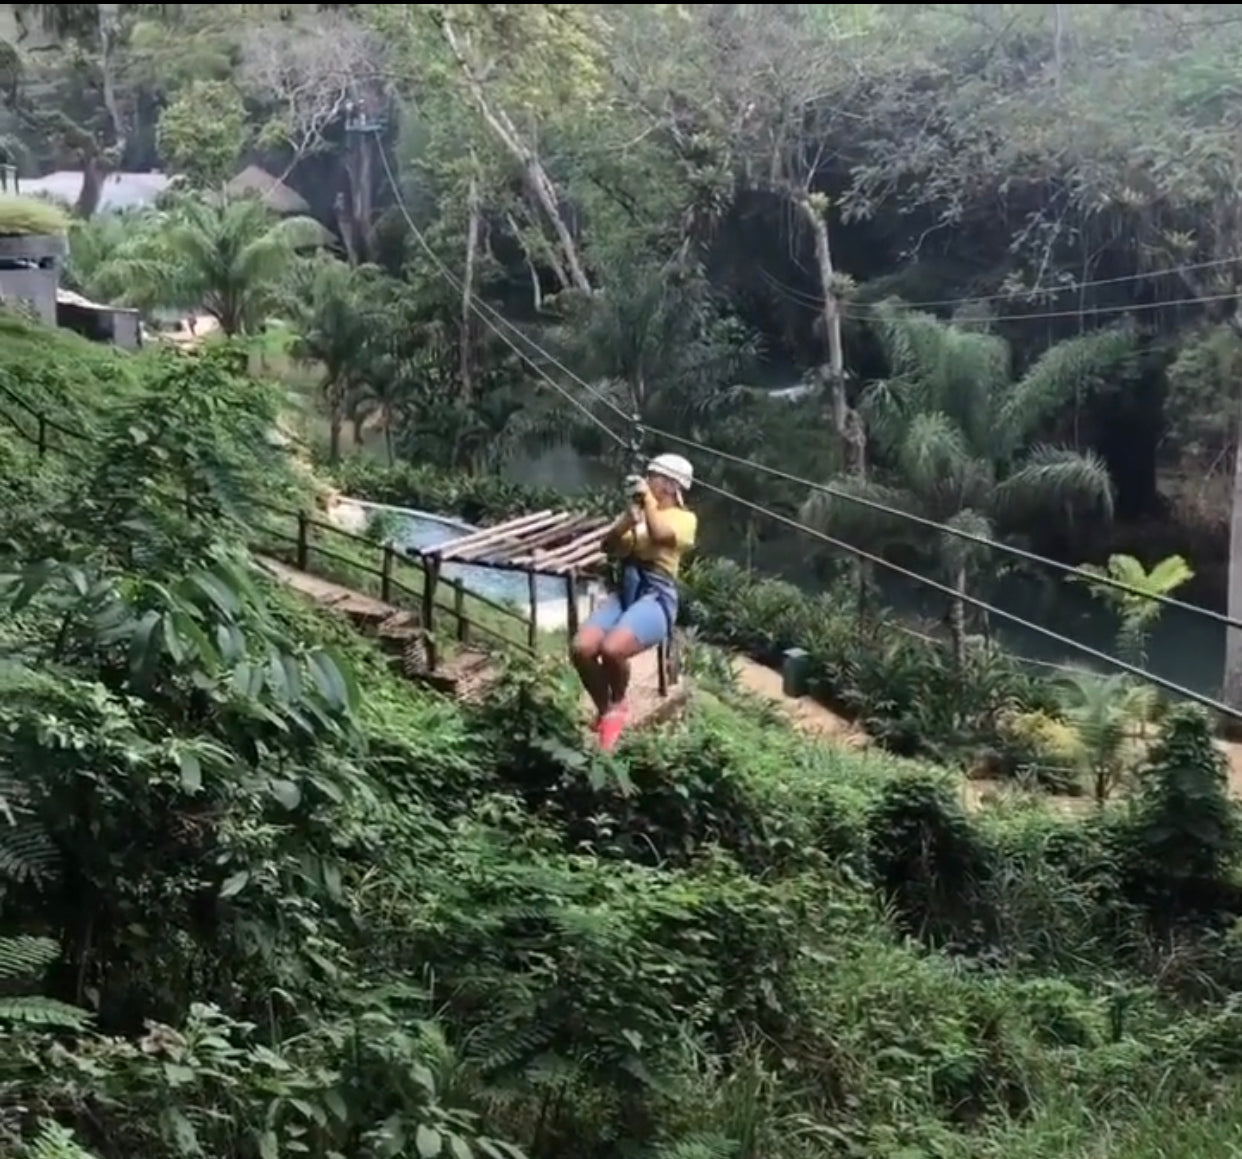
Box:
[0,195,69,237]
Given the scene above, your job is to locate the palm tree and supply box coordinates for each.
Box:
[98,192,325,336]
[523,255,758,468]
[1056,669,1152,804]
[284,256,386,462]
[1074,552,1195,668]
[62,209,136,299]
[804,303,1134,660]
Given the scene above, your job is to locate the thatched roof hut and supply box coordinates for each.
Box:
[224,166,310,215]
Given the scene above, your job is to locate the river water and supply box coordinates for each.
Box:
[502,444,1227,700]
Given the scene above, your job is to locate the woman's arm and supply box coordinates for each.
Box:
[641,491,679,546]
[601,508,637,553]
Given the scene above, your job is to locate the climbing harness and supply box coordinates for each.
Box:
[616,411,680,649]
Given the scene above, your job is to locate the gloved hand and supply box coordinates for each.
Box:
[625,474,649,500]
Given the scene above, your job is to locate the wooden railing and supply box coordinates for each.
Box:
[0,389,538,670]
[251,498,537,667]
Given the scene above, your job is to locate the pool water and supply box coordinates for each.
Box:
[353,499,572,609]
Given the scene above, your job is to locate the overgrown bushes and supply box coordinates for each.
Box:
[332,458,1055,764]
[10,330,1242,1157]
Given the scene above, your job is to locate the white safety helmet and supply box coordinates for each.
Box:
[647,452,694,499]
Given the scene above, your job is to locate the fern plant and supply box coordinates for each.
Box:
[0,770,60,892]
[0,934,89,1029]
[22,1122,100,1159]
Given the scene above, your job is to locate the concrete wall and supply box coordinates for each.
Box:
[0,234,66,329]
[0,265,58,327]
[57,301,142,350]
[110,310,141,350]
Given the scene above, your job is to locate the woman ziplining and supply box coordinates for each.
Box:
[571,453,697,751]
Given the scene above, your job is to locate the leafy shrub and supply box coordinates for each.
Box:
[0,196,68,237]
[335,462,1055,764]
[866,774,994,945]
[1123,706,1242,918]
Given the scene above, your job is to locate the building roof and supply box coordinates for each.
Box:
[21,171,171,213]
[418,510,612,577]
[56,287,139,316]
[224,166,310,215]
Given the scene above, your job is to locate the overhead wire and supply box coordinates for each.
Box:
[760,267,1242,325]
[762,252,1242,314]
[375,143,1242,720]
[637,425,1242,634]
[686,471,1242,721]
[377,146,1242,635]
[375,146,631,450]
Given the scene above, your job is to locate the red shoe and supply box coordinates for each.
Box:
[597,705,630,752]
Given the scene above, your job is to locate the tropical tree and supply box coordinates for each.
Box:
[804,305,1134,659]
[98,192,325,335]
[529,254,758,468]
[1075,552,1195,672]
[284,255,388,462]
[1057,670,1152,805]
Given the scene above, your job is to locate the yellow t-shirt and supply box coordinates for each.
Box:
[618,507,697,578]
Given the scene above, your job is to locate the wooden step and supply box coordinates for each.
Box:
[411,649,497,702]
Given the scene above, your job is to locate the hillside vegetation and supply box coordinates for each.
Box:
[4,321,1242,1159]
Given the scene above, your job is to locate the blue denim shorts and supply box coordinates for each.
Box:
[583,592,672,649]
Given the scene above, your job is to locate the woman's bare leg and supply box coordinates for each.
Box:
[571,626,610,716]
[600,628,644,706]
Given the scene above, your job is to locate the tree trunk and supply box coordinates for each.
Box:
[74,153,106,219]
[950,566,968,668]
[1223,379,1242,710]
[325,378,344,463]
[795,194,864,473]
[96,3,126,154]
[440,15,592,296]
[1221,304,1242,713]
[461,164,481,403]
[795,192,870,607]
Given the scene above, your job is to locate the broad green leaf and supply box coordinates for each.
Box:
[416,1125,442,1159]
[128,609,163,681]
[219,870,250,898]
[11,560,56,613]
[178,750,202,793]
[190,570,242,616]
[269,778,302,810]
[309,651,347,709]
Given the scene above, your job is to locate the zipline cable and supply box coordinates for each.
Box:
[686,472,1242,724]
[758,266,1242,325]
[378,144,631,451]
[375,146,1242,708]
[636,424,1242,635]
[759,253,1242,314]
[377,146,1242,635]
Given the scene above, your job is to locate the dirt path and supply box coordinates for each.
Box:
[728,654,1242,812]
[729,655,867,747]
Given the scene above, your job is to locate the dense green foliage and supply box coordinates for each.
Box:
[15,4,1242,1154]
[6,319,1242,1159]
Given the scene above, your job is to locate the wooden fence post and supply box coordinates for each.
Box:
[565,572,579,640]
[421,554,441,670]
[527,569,538,651]
[453,580,467,642]
[380,544,393,603]
[296,513,309,570]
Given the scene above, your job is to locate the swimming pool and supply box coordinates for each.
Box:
[351,499,574,609]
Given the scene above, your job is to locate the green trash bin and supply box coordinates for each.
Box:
[782,646,810,698]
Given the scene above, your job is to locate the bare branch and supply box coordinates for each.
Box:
[237,11,388,165]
